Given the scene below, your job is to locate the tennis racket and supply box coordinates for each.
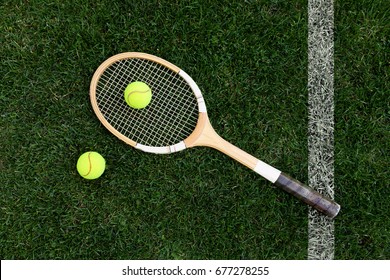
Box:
[90,52,340,218]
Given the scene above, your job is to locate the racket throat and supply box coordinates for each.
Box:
[184,113,223,149]
[184,113,281,182]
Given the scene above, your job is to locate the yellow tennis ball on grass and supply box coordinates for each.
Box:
[124,81,152,109]
[76,151,106,180]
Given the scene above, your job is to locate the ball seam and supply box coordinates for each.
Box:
[125,89,150,103]
[82,152,92,177]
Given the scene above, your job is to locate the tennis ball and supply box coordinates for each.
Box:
[76,151,106,180]
[124,81,152,109]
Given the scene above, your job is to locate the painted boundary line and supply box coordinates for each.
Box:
[307,0,335,259]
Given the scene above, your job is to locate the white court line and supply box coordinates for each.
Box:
[307,0,335,259]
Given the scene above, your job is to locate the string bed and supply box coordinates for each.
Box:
[95,58,199,147]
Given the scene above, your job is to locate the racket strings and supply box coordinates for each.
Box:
[96,58,199,147]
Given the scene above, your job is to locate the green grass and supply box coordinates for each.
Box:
[0,0,388,259]
[334,0,389,259]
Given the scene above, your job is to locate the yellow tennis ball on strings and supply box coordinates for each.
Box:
[76,151,106,180]
[124,81,152,109]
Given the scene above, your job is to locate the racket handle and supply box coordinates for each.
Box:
[275,172,340,218]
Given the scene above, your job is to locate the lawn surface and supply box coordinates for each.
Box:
[1,0,388,259]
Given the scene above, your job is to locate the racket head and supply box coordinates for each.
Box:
[90,52,207,154]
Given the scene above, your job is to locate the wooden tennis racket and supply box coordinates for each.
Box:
[90,52,340,218]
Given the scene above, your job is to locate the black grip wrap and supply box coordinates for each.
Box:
[275,172,340,218]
